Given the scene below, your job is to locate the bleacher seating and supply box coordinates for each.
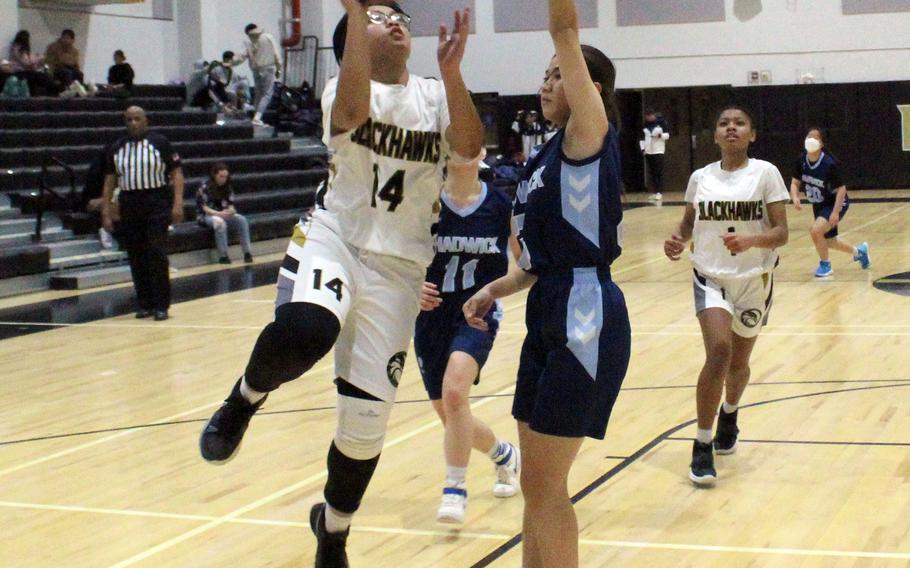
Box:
[0,84,327,289]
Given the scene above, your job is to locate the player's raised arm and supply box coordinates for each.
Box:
[438,8,484,161]
[549,0,609,160]
[332,0,372,134]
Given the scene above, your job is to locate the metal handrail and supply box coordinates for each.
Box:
[33,156,77,242]
[283,35,320,91]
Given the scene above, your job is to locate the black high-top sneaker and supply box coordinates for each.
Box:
[689,440,717,486]
[199,378,267,463]
[310,502,350,568]
[714,407,739,455]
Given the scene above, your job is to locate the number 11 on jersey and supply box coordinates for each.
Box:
[442,255,479,292]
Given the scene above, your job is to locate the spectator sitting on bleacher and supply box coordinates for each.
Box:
[45,29,96,97]
[82,146,118,250]
[101,50,134,97]
[196,162,253,264]
[8,30,58,96]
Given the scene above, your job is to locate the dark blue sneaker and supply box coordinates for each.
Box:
[814,260,833,278]
[199,379,267,463]
[310,502,350,568]
[689,440,717,486]
[854,242,871,269]
[714,407,739,455]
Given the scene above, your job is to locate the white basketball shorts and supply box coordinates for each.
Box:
[275,212,425,402]
[692,269,774,338]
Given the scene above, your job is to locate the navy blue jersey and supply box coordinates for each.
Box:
[513,126,623,273]
[425,182,512,293]
[794,151,846,206]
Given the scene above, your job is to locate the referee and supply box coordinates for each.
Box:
[101,106,184,321]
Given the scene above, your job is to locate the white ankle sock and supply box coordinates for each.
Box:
[445,466,467,487]
[696,428,713,444]
[239,376,266,404]
[722,401,738,414]
[324,504,352,533]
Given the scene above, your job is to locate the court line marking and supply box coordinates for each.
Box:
[575,539,910,560]
[841,203,910,236]
[498,329,910,337]
[0,362,334,478]
[0,500,512,541]
[473,381,910,566]
[3,500,908,561]
[7,378,908,447]
[0,321,264,331]
[665,436,910,447]
[108,385,515,568]
[0,401,220,479]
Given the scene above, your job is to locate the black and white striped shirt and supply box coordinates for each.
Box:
[105,132,181,191]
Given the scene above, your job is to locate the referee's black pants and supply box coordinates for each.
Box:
[118,189,172,311]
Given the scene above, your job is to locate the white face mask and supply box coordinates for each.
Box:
[804,137,822,153]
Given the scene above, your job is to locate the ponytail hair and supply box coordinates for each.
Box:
[580,45,619,129]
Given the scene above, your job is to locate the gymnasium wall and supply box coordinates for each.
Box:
[14,0,284,85]
[318,0,910,94]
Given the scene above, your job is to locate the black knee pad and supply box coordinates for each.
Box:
[244,302,340,391]
[324,441,380,514]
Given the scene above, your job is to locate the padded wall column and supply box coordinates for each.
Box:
[4,0,20,47]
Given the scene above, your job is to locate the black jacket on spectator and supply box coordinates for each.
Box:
[108,62,134,89]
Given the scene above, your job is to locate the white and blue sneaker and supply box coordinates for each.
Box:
[854,242,871,269]
[493,443,521,498]
[437,485,467,524]
[814,260,833,278]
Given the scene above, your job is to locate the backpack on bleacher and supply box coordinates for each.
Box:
[1,76,29,98]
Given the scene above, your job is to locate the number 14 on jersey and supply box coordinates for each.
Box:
[372,165,405,212]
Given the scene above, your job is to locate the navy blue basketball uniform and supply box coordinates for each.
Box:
[415,182,512,400]
[512,126,631,439]
[794,151,848,238]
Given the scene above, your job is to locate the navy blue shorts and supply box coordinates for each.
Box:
[414,289,501,400]
[813,201,849,239]
[514,267,631,439]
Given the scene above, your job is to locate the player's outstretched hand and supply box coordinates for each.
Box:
[420,282,442,311]
[664,234,686,261]
[463,285,494,331]
[437,8,471,77]
[339,0,365,14]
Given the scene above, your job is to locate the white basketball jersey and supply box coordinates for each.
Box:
[685,159,789,279]
[320,75,450,266]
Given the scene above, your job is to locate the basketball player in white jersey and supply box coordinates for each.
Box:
[664,106,789,486]
[199,2,484,566]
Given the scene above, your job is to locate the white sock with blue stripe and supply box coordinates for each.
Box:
[487,439,513,466]
[445,465,467,488]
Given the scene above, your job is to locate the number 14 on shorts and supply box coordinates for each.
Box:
[313,268,344,301]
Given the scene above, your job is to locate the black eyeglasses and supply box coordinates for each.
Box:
[366,10,411,30]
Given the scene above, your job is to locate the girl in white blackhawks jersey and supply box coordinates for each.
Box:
[664,106,789,487]
[199,2,484,567]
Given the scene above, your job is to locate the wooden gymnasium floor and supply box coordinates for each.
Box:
[1,192,909,567]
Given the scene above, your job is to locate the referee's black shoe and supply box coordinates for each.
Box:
[713,407,739,455]
[310,502,349,568]
[199,379,267,463]
[135,309,153,319]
